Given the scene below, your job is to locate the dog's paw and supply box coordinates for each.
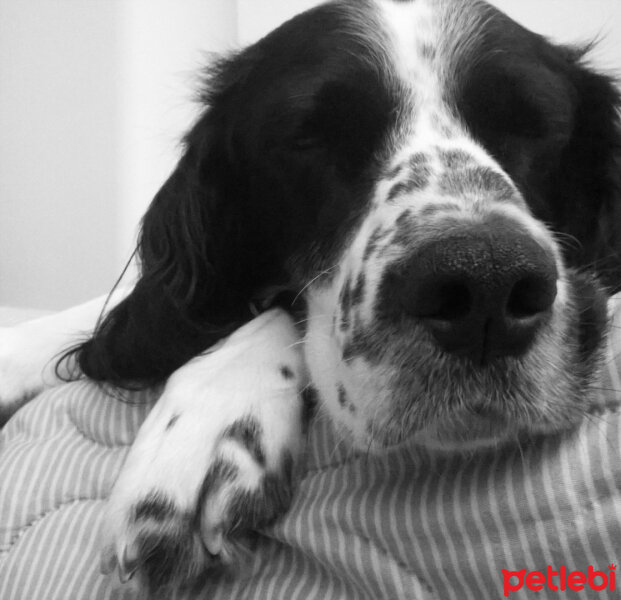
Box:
[100,309,305,592]
[101,422,297,590]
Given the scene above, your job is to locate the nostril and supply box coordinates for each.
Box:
[506,276,557,319]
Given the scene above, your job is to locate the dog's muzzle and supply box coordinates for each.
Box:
[380,214,558,364]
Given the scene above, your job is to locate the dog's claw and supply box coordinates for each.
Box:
[118,565,136,584]
[202,525,224,557]
[118,545,140,583]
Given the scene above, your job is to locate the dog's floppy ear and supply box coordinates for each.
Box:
[552,52,621,293]
[75,57,286,387]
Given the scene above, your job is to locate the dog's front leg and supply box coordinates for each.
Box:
[99,307,306,592]
[0,287,131,423]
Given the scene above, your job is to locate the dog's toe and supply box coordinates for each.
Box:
[102,491,216,591]
[102,441,297,591]
[198,448,296,559]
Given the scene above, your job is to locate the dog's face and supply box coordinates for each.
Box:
[241,0,618,451]
[83,0,621,452]
[293,0,616,450]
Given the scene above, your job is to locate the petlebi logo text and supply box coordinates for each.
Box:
[502,564,616,597]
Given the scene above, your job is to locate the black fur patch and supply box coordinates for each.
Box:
[350,272,366,306]
[302,385,319,433]
[338,385,348,407]
[420,43,437,61]
[223,418,265,466]
[132,519,214,593]
[363,226,392,261]
[387,154,432,201]
[387,180,414,202]
[165,414,180,431]
[342,326,382,364]
[385,162,404,180]
[439,166,515,201]
[395,209,412,228]
[391,210,415,247]
[225,451,296,535]
[342,337,359,362]
[279,365,295,380]
[418,202,458,218]
[408,152,430,171]
[202,459,239,496]
[440,149,476,170]
[134,492,176,522]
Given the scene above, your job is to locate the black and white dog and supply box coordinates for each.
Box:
[1,0,621,592]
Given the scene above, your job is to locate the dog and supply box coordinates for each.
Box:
[1,0,620,593]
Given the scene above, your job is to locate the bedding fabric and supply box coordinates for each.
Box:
[2,301,621,600]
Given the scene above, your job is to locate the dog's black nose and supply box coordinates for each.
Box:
[382,216,558,362]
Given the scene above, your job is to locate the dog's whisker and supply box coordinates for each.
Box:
[293,313,334,327]
[590,386,621,395]
[283,339,308,351]
[515,439,526,470]
[291,265,340,306]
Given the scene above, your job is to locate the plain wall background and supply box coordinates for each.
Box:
[0,0,236,309]
[1,0,620,309]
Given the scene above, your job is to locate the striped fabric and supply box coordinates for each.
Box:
[2,301,621,599]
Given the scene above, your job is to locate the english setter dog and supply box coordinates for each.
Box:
[1,0,620,593]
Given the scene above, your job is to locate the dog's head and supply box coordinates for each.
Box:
[80,0,621,451]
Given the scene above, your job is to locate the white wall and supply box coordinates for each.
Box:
[0,0,236,309]
[237,0,320,45]
[1,1,620,309]
[0,1,122,309]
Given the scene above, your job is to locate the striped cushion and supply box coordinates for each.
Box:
[2,302,621,600]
